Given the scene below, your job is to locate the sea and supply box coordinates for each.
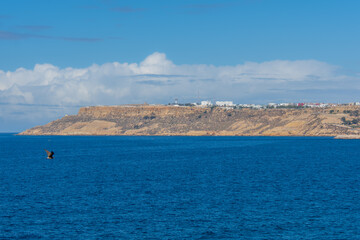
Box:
[0,134,359,239]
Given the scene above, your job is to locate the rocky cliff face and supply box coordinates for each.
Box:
[18,105,360,137]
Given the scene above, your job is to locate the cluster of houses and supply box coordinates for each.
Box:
[173,100,360,109]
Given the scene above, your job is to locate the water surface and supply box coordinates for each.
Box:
[0,134,359,239]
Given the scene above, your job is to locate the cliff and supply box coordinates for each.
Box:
[18,105,360,138]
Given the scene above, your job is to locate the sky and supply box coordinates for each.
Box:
[1,0,360,132]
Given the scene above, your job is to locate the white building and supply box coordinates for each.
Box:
[201,100,213,107]
[267,103,277,108]
[215,101,235,107]
[279,103,294,107]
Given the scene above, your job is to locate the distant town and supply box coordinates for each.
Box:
[167,100,360,109]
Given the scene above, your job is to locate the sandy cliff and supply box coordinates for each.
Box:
[19,105,360,138]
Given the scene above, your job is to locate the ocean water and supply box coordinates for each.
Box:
[0,134,359,239]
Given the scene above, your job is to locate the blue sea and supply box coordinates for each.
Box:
[0,134,359,239]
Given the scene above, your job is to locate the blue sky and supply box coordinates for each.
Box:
[1,0,359,70]
[1,0,360,131]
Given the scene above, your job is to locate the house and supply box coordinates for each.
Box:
[201,101,213,107]
[215,101,234,107]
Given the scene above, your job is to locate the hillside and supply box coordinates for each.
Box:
[18,105,360,138]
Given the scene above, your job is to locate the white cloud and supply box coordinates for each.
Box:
[0,52,359,131]
[0,84,34,104]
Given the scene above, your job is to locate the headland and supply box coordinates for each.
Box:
[18,105,360,138]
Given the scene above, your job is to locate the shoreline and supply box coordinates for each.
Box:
[14,132,360,139]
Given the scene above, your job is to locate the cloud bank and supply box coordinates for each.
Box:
[0,52,359,131]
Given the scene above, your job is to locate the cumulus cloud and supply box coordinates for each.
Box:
[0,52,359,131]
